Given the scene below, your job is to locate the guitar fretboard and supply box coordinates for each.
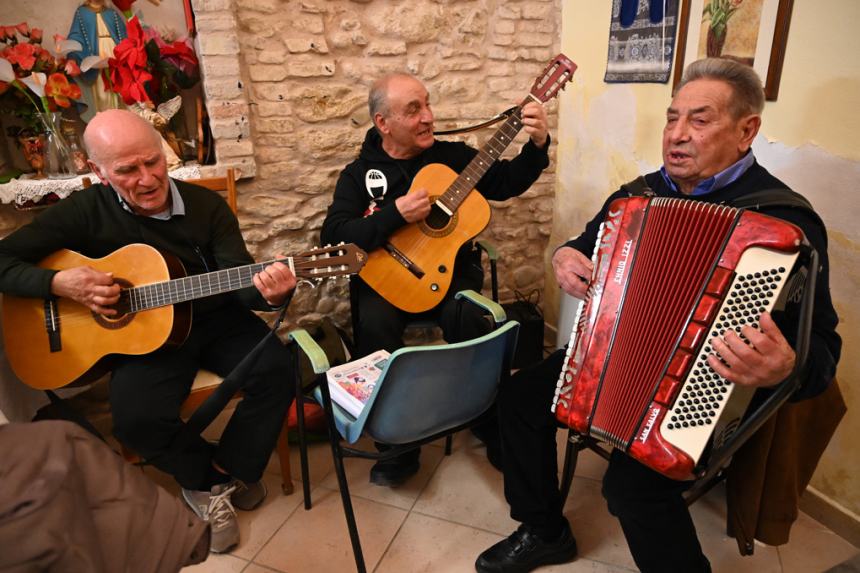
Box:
[437,104,526,213]
[119,260,284,313]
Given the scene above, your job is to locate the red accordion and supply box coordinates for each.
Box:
[552,196,805,480]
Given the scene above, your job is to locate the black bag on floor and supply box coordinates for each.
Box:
[502,290,545,369]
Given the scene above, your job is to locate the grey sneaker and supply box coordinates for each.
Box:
[231,480,267,511]
[182,482,239,554]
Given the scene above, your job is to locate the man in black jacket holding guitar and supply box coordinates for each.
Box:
[0,109,297,554]
[321,72,552,486]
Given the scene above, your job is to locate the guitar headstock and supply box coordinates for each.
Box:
[292,243,367,280]
[530,53,577,103]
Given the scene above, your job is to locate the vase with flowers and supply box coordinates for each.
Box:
[0,22,85,179]
[702,0,744,58]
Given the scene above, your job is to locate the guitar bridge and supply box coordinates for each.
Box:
[44,298,62,353]
[384,243,425,279]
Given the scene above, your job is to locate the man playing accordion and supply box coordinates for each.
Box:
[475,58,841,573]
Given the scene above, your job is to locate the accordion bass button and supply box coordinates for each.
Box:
[706,266,734,296]
[693,294,722,324]
[680,323,707,351]
[654,375,681,405]
[667,350,693,378]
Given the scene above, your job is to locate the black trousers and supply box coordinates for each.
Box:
[353,247,489,356]
[500,349,711,573]
[110,304,294,490]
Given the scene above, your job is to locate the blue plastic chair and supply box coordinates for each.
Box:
[289,290,518,573]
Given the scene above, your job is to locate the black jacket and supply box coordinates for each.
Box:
[320,127,550,253]
[563,163,840,400]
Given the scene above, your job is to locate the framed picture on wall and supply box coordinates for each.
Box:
[672,0,795,100]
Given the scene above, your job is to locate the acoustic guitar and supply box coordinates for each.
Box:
[2,243,366,389]
[358,53,577,313]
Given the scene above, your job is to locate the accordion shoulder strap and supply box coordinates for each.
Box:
[621,175,654,197]
[731,188,825,230]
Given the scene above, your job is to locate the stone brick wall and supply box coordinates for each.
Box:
[197,0,564,330]
[172,0,565,331]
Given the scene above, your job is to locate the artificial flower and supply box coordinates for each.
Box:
[55,38,83,57]
[45,72,81,107]
[0,56,14,82]
[107,16,198,105]
[4,43,39,71]
[64,59,81,77]
[0,22,84,136]
[80,54,110,72]
[20,72,46,97]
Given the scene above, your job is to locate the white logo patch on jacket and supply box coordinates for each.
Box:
[365,169,388,200]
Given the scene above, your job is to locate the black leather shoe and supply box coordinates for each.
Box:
[475,523,577,573]
[369,449,420,487]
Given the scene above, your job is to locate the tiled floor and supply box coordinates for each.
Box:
[143,427,860,573]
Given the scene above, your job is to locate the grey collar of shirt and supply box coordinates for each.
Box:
[114,178,186,220]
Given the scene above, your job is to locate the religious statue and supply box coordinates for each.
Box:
[66,0,127,122]
[128,96,184,170]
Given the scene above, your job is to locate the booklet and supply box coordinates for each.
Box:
[326,349,391,418]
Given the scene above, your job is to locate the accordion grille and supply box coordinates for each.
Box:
[590,199,737,445]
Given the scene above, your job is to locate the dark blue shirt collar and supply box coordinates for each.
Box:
[660,151,755,196]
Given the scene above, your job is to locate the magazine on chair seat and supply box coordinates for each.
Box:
[325,349,391,418]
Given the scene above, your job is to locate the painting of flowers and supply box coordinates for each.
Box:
[697,0,764,65]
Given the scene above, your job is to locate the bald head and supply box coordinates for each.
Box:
[83,109,163,167]
[83,108,171,216]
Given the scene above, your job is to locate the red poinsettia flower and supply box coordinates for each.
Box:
[45,72,82,107]
[111,17,148,69]
[108,17,154,103]
[160,38,198,76]
[111,0,137,12]
[29,28,43,43]
[110,64,153,104]
[15,23,29,37]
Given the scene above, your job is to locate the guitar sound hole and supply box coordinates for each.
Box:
[425,204,451,230]
[93,277,135,330]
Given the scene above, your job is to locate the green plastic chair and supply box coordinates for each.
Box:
[289,290,518,573]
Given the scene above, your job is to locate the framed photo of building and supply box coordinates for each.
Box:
[672,0,794,100]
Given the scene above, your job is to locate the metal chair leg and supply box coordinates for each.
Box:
[444,434,453,456]
[559,429,582,500]
[293,346,313,509]
[320,381,366,573]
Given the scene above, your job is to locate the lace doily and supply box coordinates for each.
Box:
[0,164,203,206]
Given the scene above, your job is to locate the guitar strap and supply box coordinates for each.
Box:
[434,106,519,136]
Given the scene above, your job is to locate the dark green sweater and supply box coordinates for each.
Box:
[0,180,270,315]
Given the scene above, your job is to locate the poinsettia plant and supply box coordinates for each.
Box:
[107,16,198,106]
[0,22,83,136]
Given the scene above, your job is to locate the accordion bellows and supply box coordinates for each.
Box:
[552,197,804,479]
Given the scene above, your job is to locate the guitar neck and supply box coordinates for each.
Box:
[120,259,287,312]
[437,97,531,213]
